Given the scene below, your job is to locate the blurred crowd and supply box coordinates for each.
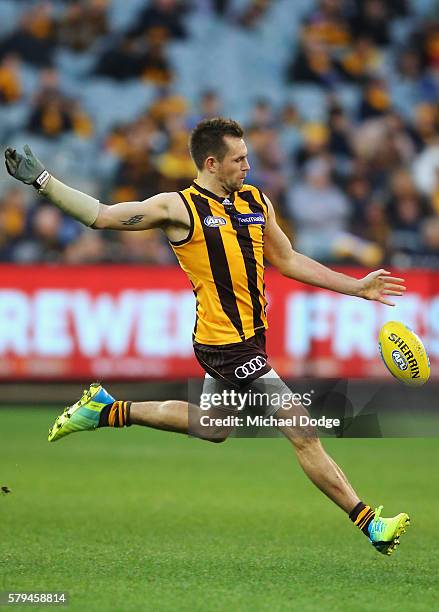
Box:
[0,0,438,268]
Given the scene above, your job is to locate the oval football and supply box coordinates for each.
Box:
[378,321,430,386]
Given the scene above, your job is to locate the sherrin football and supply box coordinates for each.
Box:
[378,321,430,386]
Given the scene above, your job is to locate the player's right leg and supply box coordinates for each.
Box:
[48,381,234,443]
[128,397,234,442]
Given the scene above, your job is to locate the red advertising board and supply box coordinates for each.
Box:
[0,265,437,380]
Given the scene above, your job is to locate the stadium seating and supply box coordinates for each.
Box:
[0,0,437,268]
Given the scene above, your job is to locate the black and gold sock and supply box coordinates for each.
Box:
[349,501,375,537]
[98,401,132,428]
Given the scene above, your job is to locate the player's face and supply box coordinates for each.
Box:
[216,136,251,193]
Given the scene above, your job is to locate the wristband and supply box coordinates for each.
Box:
[33,169,51,190]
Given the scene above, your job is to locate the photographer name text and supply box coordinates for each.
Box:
[199,415,340,429]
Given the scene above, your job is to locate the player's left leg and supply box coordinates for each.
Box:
[277,406,410,554]
[251,371,410,555]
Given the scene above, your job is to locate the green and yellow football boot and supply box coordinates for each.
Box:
[368,505,410,556]
[48,383,115,442]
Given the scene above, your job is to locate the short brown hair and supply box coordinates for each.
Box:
[189,117,244,170]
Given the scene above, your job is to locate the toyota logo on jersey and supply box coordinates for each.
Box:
[234,356,267,379]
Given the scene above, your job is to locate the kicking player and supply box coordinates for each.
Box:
[5,118,409,555]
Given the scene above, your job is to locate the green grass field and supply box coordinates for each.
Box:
[1,407,438,611]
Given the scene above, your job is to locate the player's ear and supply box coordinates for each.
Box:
[205,156,217,173]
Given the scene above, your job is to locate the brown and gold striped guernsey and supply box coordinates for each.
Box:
[170,181,268,345]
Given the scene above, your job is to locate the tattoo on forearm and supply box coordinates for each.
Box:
[121,215,145,225]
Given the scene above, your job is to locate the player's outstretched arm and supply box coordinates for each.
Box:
[263,195,406,306]
[4,145,171,230]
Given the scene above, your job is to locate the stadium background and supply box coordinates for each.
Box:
[1,1,439,611]
[0,0,439,387]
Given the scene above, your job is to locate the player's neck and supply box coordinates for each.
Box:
[194,174,230,198]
